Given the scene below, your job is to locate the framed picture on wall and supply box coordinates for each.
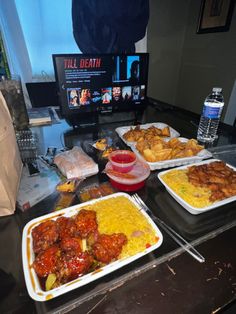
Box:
[197,0,235,34]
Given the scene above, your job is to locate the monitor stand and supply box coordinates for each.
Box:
[98,110,143,125]
[64,109,144,129]
[65,112,98,129]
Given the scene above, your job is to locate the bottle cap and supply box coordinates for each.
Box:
[212,87,222,93]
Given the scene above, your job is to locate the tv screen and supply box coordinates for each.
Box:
[52,53,149,126]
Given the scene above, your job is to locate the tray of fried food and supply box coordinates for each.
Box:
[132,137,212,170]
[115,122,180,147]
[158,159,236,214]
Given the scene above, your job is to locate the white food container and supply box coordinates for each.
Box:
[158,159,236,215]
[22,193,163,301]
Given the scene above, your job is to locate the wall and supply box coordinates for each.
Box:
[148,0,236,122]
[147,0,191,105]
[224,79,236,125]
[135,34,147,52]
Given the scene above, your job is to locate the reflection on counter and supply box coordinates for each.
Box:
[78,182,116,203]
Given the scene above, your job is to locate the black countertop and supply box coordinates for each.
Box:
[1,101,236,313]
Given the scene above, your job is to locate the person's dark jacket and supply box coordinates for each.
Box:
[72,0,149,53]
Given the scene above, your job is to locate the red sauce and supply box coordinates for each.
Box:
[110,178,145,191]
[111,153,135,164]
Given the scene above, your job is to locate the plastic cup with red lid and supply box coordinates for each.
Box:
[108,150,137,173]
[105,157,150,192]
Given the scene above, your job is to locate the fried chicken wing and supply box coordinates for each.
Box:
[56,216,78,240]
[60,237,82,254]
[32,220,59,254]
[75,209,98,238]
[57,251,94,283]
[33,245,60,278]
[92,233,127,264]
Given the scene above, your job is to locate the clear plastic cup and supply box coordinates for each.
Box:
[108,150,137,173]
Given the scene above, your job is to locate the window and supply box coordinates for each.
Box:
[0,0,80,82]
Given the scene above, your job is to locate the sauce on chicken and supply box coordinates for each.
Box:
[31,209,127,291]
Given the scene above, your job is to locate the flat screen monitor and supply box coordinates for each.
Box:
[52,53,149,127]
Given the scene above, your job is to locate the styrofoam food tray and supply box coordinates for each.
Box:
[158,159,236,215]
[131,137,212,171]
[22,192,163,302]
[116,122,180,147]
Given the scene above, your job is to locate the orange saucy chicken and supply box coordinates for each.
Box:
[187,161,236,202]
[32,220,59,254]
[32,209,127,291]
[56,251,94,283]
[92,233,128,264]
[75,209,98,238]
[33,245,60,278]
[56,216,78,239]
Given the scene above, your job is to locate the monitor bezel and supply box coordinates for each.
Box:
[52,52,149,125]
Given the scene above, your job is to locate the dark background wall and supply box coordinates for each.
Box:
[147,0,236,124]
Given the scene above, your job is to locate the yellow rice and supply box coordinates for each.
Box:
[161,169,212,208]
[82,195,159,259]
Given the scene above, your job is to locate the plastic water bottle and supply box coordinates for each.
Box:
[197,87,224,142]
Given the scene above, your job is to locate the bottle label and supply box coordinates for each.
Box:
[203,104,223,119]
